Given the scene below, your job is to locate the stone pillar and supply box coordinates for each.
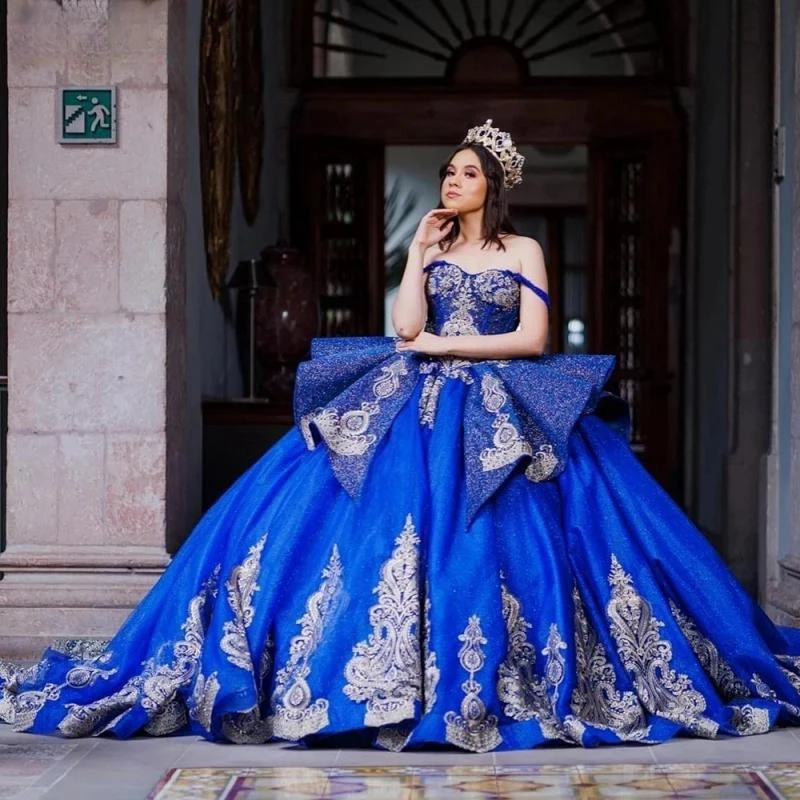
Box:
[770,0,800,625]
[0,0,188,659]
[723,0,774,595]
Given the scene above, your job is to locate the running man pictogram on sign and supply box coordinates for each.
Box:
[58,87,117,144]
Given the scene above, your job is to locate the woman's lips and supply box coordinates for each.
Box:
[446,191,461,199]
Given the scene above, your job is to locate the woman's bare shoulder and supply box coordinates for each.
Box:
[501,234,544,255]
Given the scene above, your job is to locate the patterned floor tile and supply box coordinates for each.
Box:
[147,764,800,800]
[764,764,800,798]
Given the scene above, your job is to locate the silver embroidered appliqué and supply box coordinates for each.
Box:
[731,703,772,735]
[269,545,344,740]
[417,358,474,428]
[525,444,559,482]
[496,584,583,743]
[344,515,438,727]
[474,270,521,309]
[423,590,440,713]
[751,672,800,718]
[444,615,502,752]
[571,587,650,741]
[668,599,750,700]
[57,566,222,737]
[221,535,267,672]
[606,555,716,737]
[479,375,533,471]
[300,360,408,454]
[190,671,220,732]
[375,725,413,751]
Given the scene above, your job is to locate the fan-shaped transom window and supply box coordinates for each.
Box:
[312,0,665,80]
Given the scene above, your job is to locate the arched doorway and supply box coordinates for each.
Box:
[288,0,688,495]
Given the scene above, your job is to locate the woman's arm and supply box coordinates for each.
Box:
[397,237,549,359]
[391,241,430,340]
[391,209,457,340]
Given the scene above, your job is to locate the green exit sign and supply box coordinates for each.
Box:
[58,87,117,145]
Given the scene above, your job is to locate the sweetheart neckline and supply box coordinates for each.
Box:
[425,258,551,308]
[425,259,520,278]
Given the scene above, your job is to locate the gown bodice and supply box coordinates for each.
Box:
[423,260,543,337]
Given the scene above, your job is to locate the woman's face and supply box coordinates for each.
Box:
[441,148,488,214]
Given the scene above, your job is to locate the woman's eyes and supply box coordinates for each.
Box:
[446,169,479,178]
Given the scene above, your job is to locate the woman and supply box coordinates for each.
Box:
[2,120,799,752]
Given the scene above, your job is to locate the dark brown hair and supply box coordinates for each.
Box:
[437,143,517,252]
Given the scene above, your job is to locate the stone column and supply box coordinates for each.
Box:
[0,0,188,658]
[770,0,800,625]
[723,0,775,595]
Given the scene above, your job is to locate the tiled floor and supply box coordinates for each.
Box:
[147,763,800,799]
[0,726,799,800]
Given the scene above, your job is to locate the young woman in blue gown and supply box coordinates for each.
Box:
[2,120,799,753]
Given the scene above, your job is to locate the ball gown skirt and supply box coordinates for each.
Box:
[1,262,799,753]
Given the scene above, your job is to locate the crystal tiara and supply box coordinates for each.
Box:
[462,119,524,189]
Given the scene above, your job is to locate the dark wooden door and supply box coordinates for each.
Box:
[291,137,385,336]
[590,134,682,495]
[510,205,589,357]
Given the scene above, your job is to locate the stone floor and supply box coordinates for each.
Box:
[1,726,799,800]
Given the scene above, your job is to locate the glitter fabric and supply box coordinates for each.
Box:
[2,262,800,751]
[297,263,610,523]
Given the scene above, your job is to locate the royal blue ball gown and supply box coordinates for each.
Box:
[2,259,800,752]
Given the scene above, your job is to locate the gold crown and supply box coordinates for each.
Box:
[462,119,524,189]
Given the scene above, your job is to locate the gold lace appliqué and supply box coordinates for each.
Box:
[496,584,584,743]
[221,535,267,672]
[525,445,559,482]
[344,515,438,728]
[474,270,521,309]
[477,375,558,483]
[444,615,502,752]
[606,555,717,737]
[57,566,222,737]
[571,587,650,741]
[300,360,408,456]
[269,545,344,740]
[418,358,474,428]
[751,672,800,718]
[668,599,750,700]
[479,375,533,471]
[190,671,220,732]
[731,704,772,735]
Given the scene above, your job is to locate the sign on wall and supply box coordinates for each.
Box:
[57,87,117,145]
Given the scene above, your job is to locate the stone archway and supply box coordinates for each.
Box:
[295,0,687,83]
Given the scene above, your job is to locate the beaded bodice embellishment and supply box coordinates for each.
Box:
[424,260,548,338]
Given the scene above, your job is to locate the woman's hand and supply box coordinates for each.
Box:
[411,209,458,250]
[396,331,449,356]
